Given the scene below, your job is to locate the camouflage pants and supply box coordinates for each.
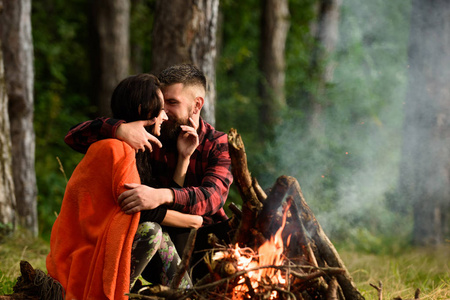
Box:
[130,222,193,289]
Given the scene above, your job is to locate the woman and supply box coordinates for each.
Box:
[46,74,201,299]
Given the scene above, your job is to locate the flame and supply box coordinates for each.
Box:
[228,200,292,299]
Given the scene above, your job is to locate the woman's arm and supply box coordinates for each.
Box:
[161,210,203,229]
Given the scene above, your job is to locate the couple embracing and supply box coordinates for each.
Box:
[46,64,233,299]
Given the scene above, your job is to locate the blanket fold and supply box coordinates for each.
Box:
[46,139,140,300]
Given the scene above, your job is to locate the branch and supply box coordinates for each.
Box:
[370,281,383,300]
[170,228,197,289]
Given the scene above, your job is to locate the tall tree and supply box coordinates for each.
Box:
[308,0,342,129]
[258,0,290,139]
[0,0,37,236]
[399,0,450,246]
[151,0,219,126]
[91,0,130,116]
[0,21,16,236]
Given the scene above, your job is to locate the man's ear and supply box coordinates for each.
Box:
[193,96,204,114]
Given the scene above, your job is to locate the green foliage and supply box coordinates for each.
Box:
[216,0,261,140]
[217,0,316,180]
[32,0,92,239]
[29,0,415,248]
[130,0,156,73]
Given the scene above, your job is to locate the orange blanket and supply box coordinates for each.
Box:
[46,139,140,300]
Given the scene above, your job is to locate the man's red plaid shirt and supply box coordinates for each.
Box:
[64,117,233,225]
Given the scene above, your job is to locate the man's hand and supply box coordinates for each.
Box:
[177,117,199,159]
[116,120,163,152]
[118,183,174,214]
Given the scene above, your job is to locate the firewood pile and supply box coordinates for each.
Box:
[196,129,364,300]
[129,128,366,300]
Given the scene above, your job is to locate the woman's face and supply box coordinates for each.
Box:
[152,89,168,136]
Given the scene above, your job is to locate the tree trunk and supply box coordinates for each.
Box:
[91,0,130,117]
[308,0,342,130]
[0,0,37,236]
[399,0,450,246]
[258,0,289,139]
[0,23,16,236]
[151,0,219,126]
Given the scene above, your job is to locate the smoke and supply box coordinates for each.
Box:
[264,0,412,248]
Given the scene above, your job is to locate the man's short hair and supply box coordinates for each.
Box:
[158,63,206,91]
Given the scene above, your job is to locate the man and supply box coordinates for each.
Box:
[64,64,233,281]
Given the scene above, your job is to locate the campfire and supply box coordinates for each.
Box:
[209,201,291,299]
[127,128,365,299]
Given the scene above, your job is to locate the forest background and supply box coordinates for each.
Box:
[0,0,449,298]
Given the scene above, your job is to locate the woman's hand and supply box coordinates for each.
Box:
[116,119,162,152]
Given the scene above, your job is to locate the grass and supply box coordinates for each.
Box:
[0,233,449,299]
[0,231,50,294]
[341,245,450,299]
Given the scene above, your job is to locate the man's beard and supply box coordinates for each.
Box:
[159,117,189,147]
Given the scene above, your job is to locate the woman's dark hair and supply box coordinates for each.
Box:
[111,73,162,124]
[110,73,162,186]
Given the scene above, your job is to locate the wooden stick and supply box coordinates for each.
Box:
[280,175,365,300]
[227,128,262,210]
[228,128,263,246]
[252,177,267,203]
[370,281,383,300]
[228,202,242,219]
[326,277,339,300]
[254,177,287,238]
[127,285,181,299]
[170,229,197,289]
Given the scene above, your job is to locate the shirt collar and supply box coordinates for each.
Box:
[197,117,207,145]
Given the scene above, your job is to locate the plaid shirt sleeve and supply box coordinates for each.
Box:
[170,133,233,219]
[64,117,125,153]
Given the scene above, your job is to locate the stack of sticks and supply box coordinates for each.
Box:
[217,128,364,300]
[128,128,365,299]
